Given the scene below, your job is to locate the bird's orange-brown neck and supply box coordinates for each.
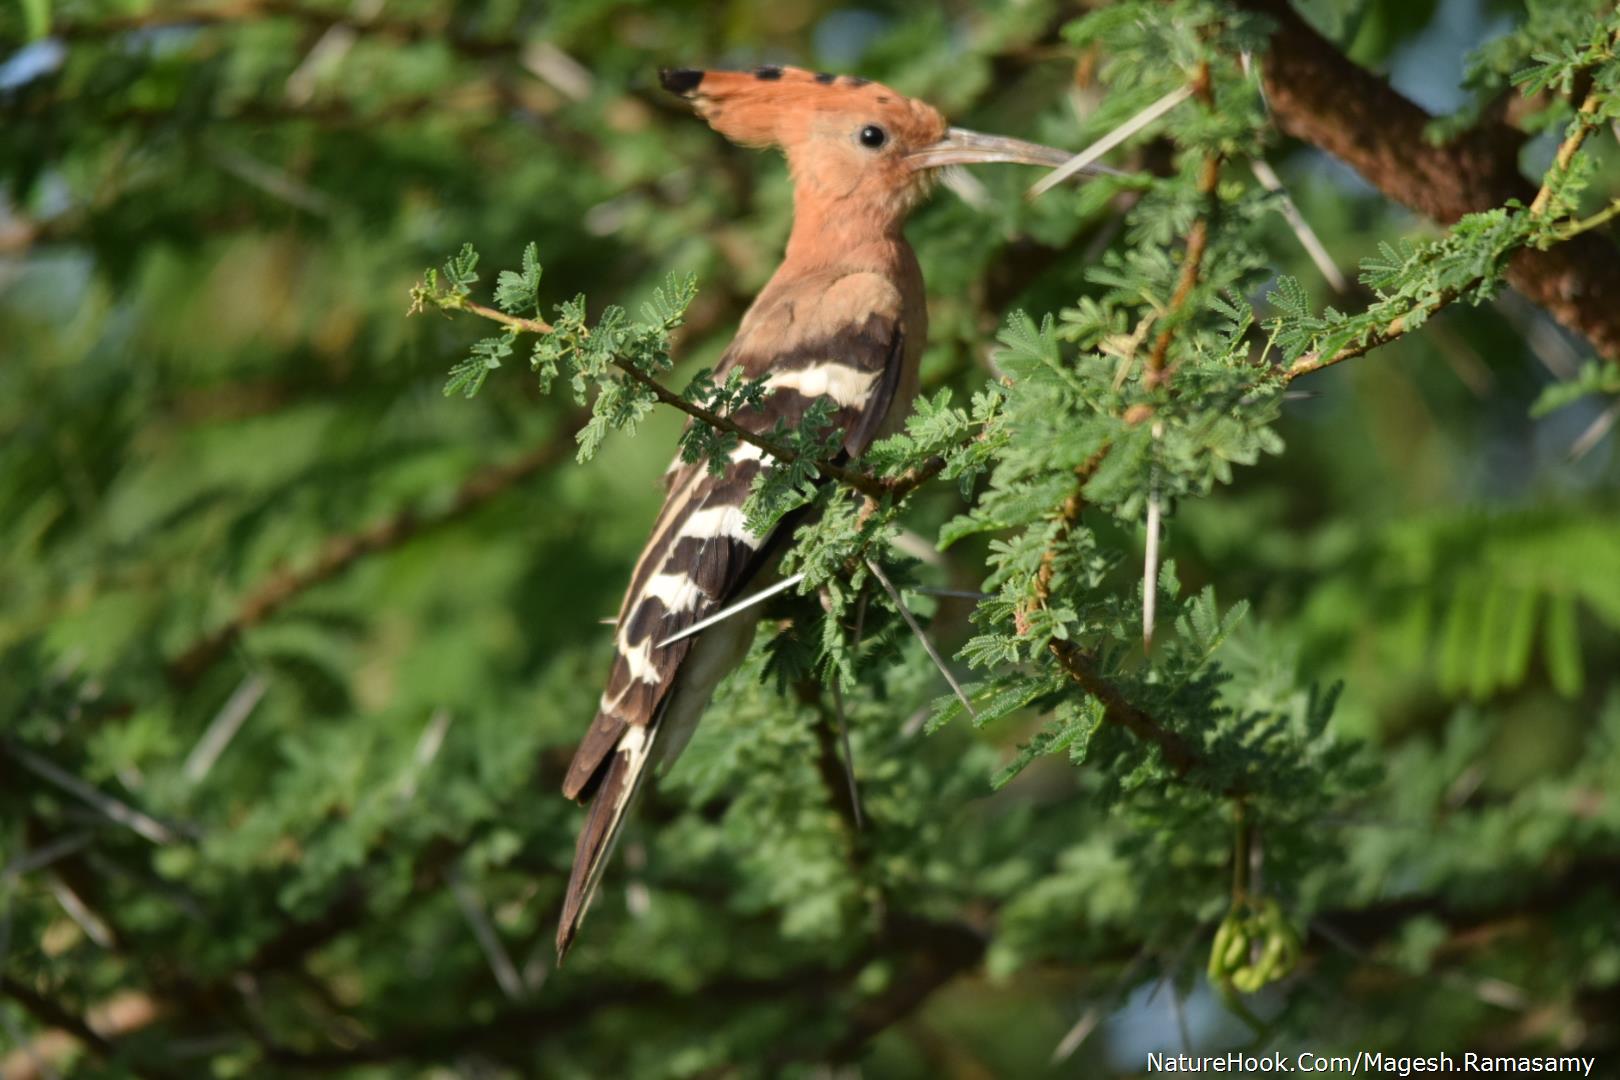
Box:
[782,167,921,275]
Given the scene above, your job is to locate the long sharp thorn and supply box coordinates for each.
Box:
[865,559,975,720]
[831,681,863,830]
[1143,490,1162,655]
[1051,1008,1100,1065]
[1028,84,1193,198]
[450,866,525,1000]
[5,742,175,845]
[1568,399,1620,462]
[911,586,991,601]
[47,876,114,949]
[184,674,268,783]
[656,572,807,648]
[1250,158,1349,294]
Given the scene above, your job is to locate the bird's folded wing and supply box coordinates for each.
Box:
[562,271,907,799]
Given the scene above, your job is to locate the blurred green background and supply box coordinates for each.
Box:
[3,0,1619,1076]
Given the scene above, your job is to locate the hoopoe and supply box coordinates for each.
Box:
[557,65,1093,958]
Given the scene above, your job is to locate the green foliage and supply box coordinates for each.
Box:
[1532,359,1620,415]
[3,0,1620,1075]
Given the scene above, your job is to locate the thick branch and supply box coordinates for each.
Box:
[1237,0,1620,363]
[1282,54,1617,380]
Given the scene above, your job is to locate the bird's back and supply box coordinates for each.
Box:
[555,249,925,956]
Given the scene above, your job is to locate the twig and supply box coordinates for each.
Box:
[1237,0,1620,363]
[2,833,92,883]
[1146,63,1218,384]
[1528,83,1605,217]
[1048,641,1206,779]
[166,429,574,687]
[438,294,900,499]
[1285,76,1618,382]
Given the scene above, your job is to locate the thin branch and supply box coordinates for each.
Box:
[1047,640,1205,778]
[1145,62,1219,384]
[1018,454,1212,781]
[1283,70,1618,382]
[166,429,574,687]
[2,743,176,845]
[437,295,899,498]
[1528,84,1605,217]
[1237,0,1620,363]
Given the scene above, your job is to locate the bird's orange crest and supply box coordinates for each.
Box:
[661,65,949,221]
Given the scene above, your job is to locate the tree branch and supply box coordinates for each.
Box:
[1281,66,1617,381]
[1146,61,1220,384]
[1236,0,1620,363]
[1020,453,1214,782]
[434,294,924,500]
[166,428,575,687]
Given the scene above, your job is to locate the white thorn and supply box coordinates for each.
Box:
[1028,84,1193,198]
[910,586,991,601]
[655,572,807,648]
[48,876,114,949]
[449,866,525,1001]
[865,559,975,720]
[396,708,452,803]
[7,743,175,845]
[1143,488,1162,655]
[1250,157,1349,294]
[1050,1007,1100,1064]
[1568,399,1620,462]
[184,674,268,783]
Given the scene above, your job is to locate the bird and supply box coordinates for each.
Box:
[556,64,1095,959]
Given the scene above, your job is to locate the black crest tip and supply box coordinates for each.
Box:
[814,71,837,84]
[659,67,704,96]
[753,65,783,81]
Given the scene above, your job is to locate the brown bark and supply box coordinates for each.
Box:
[1237,0,1620,362]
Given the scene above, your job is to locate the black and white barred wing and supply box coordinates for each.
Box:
[555,271,907,957]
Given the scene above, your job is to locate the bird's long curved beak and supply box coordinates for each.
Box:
[907,127,1117,180]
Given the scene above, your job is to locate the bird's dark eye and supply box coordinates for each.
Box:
[858,124,888,149]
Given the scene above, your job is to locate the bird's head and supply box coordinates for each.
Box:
[660,65,1084,227]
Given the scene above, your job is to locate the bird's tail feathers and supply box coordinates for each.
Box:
[555,722,658,961]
